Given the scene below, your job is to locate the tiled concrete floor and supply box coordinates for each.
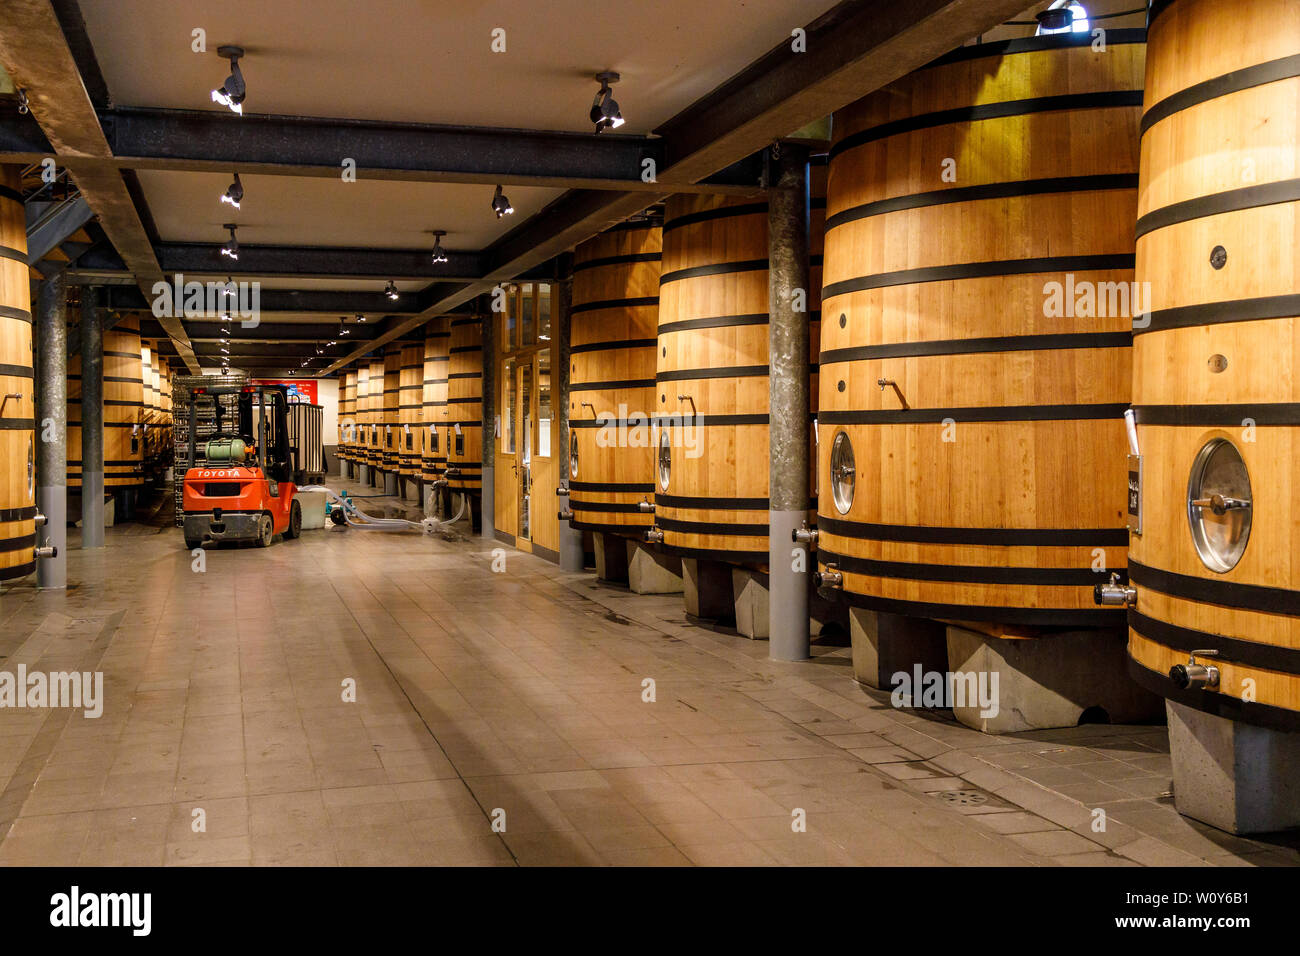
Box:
[0,481,1296,867]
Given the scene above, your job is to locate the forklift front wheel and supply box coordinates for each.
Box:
[256,513,274,548]
[284,499,303,540]
[184,536,203,550]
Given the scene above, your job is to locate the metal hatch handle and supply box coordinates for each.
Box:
[1190,494,1251,516]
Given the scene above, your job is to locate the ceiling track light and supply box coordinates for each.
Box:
[590,71,625,133]
[211,46,247,115]
[220,173,244,209]
[220,223,239,260]
[355,313,366,323]
[430,230,449,265]
[385,280,399,300]
[491,184,514,219]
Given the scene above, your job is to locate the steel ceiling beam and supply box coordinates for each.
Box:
[103,285,423,316]
[653,0,1034,184]
[153,241,484,282]
[0,107,766,193]
[0,0,199,372]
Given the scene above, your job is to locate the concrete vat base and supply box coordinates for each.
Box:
[626,541,683,594]
[594,532,629,585]
[1167,700,1300,834]
[682,558,733,621]
[849,608,949,692]
[945,626,1162,734]
[731,569,850,642]
[732,568,768,639]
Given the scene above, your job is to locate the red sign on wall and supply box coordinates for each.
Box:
[251,379,319,404]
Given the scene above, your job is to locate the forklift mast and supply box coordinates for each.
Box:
[187,384,292,482]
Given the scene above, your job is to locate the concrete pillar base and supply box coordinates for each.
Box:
[479,467,495,539]
[850,608,949,691]
[358,463,370,487]
[1167,700,1300,834]
[945,625,1163,734]
[36,486,66,590]
[732,568,769,640]
[682,558,733,620]
[384,471,399,497]
[594,532,629,585]
[626,541,682,594]
[558,519,584,572]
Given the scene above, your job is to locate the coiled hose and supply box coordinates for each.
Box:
[298,485,466,534]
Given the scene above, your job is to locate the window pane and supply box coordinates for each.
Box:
[537,349,552,457]
[504,285,518,351]
[521,362,533,465]
[502,358,516,453]
[537,283,552,342]
[522,283,536,347]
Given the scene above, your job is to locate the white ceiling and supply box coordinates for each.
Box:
[79,0,837,132]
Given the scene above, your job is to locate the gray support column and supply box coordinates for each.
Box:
[553,257,584,571]
[767,143,811,661]
[479,297,495,539]
[80,286,104,548]
[35,272,68,589]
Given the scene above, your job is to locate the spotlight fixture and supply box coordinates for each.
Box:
[339,317,350,336]
[221,366,230,376]
[355,313,367,323]
[220,223,239,260]
[430,230,449,265]
[220,173,244,209]
[1035,1,1086,33]
[210,46,247,115]
[491,184,514,219]
[221,278,235,299]
[385,280,399,300]
[589,72,624,133]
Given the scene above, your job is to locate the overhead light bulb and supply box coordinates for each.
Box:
[385,280,399,300]
[491,184,514,218]
[211,46,247,115]
[590,72,624,133]
[430,230,449,265]
[221,279,235,298]
[220,223,239,260]
[355,313,366,323]
[220,173,243,209]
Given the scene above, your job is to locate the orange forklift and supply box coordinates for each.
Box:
[181,384,303,549]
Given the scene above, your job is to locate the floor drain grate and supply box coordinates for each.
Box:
[939,789,989,807]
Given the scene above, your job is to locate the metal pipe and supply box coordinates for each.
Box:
[35,272,68,589]
[80,286,105,548]
[1094,572,1137,607]
[767,143,812,662]
[479,298,495,539]
[1170,649,1220,691]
